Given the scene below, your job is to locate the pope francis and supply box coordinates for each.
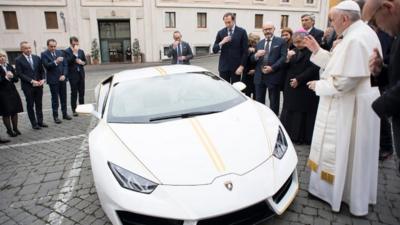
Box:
[304,0,382,216]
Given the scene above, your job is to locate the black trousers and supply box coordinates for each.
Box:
[49,82,67,118]
[22,85,43,126]
[69,73,85,112]
[379,86,394,153]
[255,80,280,116]
[392,117,400,160]
[220,71,241,84]
[242,74,255,98]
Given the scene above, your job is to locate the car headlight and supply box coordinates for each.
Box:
[108,162,158,194]
[273,126,288,159]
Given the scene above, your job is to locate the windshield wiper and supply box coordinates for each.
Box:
[149,111,221,122]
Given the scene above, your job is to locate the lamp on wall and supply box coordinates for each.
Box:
[60,11,66,32]
[33,40,37,54]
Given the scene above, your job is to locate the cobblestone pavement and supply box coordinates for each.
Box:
[0,56,399,225]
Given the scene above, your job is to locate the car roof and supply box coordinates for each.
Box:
[112,65,209,83]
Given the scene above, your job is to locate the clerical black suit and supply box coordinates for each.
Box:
[15,54,45,127]
[280,48,319,144]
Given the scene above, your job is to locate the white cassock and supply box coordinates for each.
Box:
[307,20,381,216]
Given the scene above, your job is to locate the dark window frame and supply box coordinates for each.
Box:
[165,12,176,28]
[3,11,19,30]
[45,11,59,29]
[197,12,207,28]
[255,14,263,29]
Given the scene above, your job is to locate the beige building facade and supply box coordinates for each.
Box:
[0,0,329,64]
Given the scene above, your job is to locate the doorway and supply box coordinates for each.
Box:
[98,20,131,63]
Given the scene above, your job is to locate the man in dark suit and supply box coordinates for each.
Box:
[167,31,193,64]
[364,0,400,173]
[41,39,71,124]
[15,41,48,130]
[252,22,287,115]
[213,12,248,84]
[301,14,324,45]
[64,37,86,117]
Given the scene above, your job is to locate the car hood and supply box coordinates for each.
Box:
[108,100,280,185]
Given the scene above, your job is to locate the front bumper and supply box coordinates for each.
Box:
[94,160,298,225]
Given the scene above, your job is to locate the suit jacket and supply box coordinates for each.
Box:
[64,47,86,82]
[372,35,400,119]
[167,41,193,64]
[252,36,287,86]
[15,54,45,88]
[41,50,68,85]
[212,26,248,72]
[371,30,394,88]
[309,27,324,45]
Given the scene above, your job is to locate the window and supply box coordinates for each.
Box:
[164,46,170,56]
[6,51,21,65]
[197,13,207,28]
[281,0,290,2]
[255,14,263,29]
[195,46,210,56]
[3,11,18,30]
[45,11,58,29]
[281,15,289,29]
[306,0,314,4]
[165,12,176,28]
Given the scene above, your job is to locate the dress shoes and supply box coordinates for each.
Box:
[379,151,393,161]
[32,125,41,130]
[38,123,48,128]
[54,118,62,124]
[0,138,10,144]
[6,130,17,137]
[13,129,21,135]
[63,115,72,120]
[73,112,79,117]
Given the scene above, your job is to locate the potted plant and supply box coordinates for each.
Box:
[132,38,141,63]
[91,38,100,64]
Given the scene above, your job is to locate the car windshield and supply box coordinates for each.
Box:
[107,72,246,123]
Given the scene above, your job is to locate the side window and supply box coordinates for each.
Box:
[95,76,113,117]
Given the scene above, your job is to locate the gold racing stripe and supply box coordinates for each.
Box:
[155,67,167,76]
[154,67,166,76]
[189,118,226,172]
[158,67,167,75]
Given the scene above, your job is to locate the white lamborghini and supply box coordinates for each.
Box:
[77,65,299,225]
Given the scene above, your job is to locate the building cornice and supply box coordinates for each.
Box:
[0,0,67,6]
[156,0,321,12]
[80,0,143,7]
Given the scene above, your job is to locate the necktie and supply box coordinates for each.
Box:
[52,52,56,59]
[264,38,271,55]
[177,44,182,64]
[228,28,233,37]
[28,56,34,70]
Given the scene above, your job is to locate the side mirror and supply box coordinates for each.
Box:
[76,104,100,119]
[232,81,246,91]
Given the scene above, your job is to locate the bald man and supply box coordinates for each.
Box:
[364,0,400,174]
[252,22,287,115]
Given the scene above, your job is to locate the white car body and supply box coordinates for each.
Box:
[78,65,299,225]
